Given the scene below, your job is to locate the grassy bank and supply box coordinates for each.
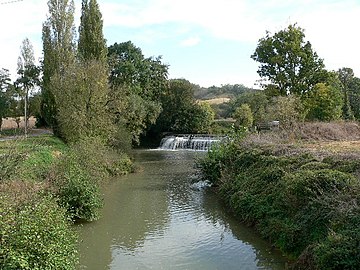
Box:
[199,122,360,269]
[0,135,133,269]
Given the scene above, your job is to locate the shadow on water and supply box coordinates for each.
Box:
[77,149,288,270]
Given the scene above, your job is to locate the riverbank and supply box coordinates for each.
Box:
[0,135,133,269]
[199,122,360,269]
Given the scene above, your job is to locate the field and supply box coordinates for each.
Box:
[1,116,36,129]
[198,97,230,105]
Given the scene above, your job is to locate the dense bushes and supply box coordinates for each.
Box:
[1,135,134,269]
[48,137,134,221]
[199,138,360,269]
[0,188,78,269]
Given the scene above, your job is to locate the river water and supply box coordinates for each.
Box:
[78,150,288,270]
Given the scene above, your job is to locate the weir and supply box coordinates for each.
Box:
[159,134,225,151]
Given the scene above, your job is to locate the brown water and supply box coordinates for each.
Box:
[78,150,288,270]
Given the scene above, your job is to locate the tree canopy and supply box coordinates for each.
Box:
[251,24,326,96]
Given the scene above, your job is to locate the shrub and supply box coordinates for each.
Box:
[70,136,134,180]
[0,192,78,269]
[233,103,253,129]
[199,142,360,269]
[51,151,103,221]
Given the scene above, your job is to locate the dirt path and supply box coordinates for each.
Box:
[0,128,53,142]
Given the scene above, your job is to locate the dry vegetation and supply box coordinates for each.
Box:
[1,116,36,129]
[245,121,360,153]
[198,97,230,105]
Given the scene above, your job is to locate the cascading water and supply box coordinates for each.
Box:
[159,135,224,151]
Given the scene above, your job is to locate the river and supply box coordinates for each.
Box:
[78,149,288,270]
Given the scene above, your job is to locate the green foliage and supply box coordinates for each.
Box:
[152,79,214,134]
[51,60,113,143]
[52,150,103,221]
[15,38,40,127]
[266,95,305,128]
[230,91,268,123]
[107,41,168,143]
[0,193,78,269]
[0,68,12,128]
[305,82,343,121]
[199,143,360,268]
[69,136,134,179]
[194,84,254,100]
[123,91,162,144]
[41,0,76,131]
[78,0,107,62]
[193,102,215,133]
[337,67,355,120]
[251,24,326,96]
[210,120,234,135]
[337,68,360,121]
[49,136,133,221]
[233,103,253,128]
[0,136,67,182]
[108,41,168,100]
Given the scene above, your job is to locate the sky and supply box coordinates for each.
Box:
[0,0,359,88]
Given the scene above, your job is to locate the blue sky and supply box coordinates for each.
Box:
[0,0,359,88]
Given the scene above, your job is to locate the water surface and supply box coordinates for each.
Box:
[78,150,288,269]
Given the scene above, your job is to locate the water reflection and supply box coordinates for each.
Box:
[78,150,288,269]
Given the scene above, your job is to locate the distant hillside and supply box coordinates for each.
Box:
[194,84,256,100]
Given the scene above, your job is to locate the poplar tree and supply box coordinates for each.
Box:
[78,0,107,62]
[53,0,113,143]
[16,38,40,137]
[41,0,76,132]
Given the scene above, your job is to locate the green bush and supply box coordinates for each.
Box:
[0,194,78,269]
[199,142,360,269]
[70,136,134,180]
[52,152,103,221]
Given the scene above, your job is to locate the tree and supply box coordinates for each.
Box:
[348,77,360,120]
[51,60,113,143]
[0,69,11,130]
[78,0,107,62]
[108,41,168,100]
[233,104,253,129]
[230,91,268,123]
[107,41,168,143]
[305,82,343,121]
[266,95,305,128]
[251,24,326,96]
[15,38,40,136]
[152,79,214,134]
[41,0,76,132]
[337,68,356,120]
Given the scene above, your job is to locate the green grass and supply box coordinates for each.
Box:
[0,135,68,182]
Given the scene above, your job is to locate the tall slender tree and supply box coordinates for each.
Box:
[41,0,76,132]
[337,68,355,120]
[78,0,107,62]
[16,38,40,136]
[0,68,11,130]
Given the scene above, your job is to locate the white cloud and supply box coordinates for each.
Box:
[0,0,359,83]
[180,36,201,47]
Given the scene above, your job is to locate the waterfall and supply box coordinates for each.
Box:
[159,135,224,151]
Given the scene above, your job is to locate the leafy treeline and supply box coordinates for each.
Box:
[1,4,214,142]
[199,23,360,269]
[194,84,255,100]
[230,24,360,129]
